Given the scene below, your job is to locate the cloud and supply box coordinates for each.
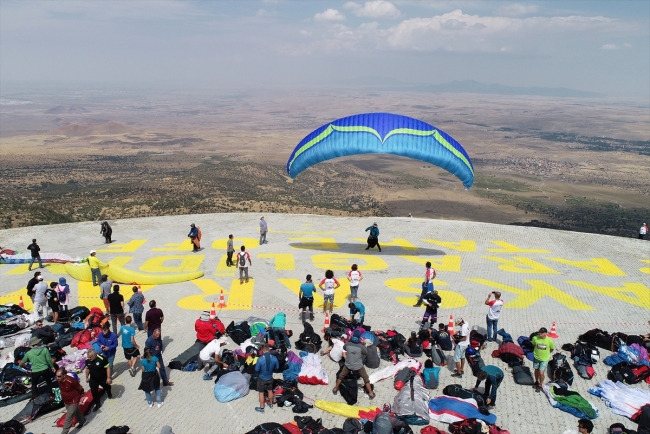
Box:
[314,8,345,22]
[601,43,632,50]
[299,29,312,36]
[497,3,539,17]
[343,1,401,19]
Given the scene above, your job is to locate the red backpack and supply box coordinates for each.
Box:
[450,419,482,434]
[489,426,511,434]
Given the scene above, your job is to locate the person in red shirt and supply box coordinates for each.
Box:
[56,367,86,434]
[195,312,225,343]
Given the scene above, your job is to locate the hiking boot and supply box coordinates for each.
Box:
[255,407,265,413]
[202,374,211,380]
[163,381,174,386]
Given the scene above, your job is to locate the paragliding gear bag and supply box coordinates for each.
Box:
[239,253,247,267]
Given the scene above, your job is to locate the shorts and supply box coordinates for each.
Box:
[48,303,60,313]
[257,378,274,393]
[533,358,548,371]
[124,347,140,360]
[323,294,334,303]
[338,365,370,384]
[350,286,359,299]
[453,344,467,363]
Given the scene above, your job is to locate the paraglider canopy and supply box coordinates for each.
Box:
[286,113,474,189]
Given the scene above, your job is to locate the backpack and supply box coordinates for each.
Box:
[57,289,67,304]
[512,365,535,385]
[339,374,359,406]
[105,427,130,434]
[294,416,325,434]
[239,252,248,267]
[431,347,447,367]
[465,348,485,377]
[226,321,251,345]
[342,418,363,434]
[0,420,25,434]
[607,362,638,384]
[182,360,199,372]
[442,384,486,407]
[630,365,650,384]
[394,367,415,391]
[549,353,574,386]
[87,312,108,329]
[373,413,393,434]
[450,419,483,434]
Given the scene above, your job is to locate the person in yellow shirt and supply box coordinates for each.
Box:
[88,250,108,287]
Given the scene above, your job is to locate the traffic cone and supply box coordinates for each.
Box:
[210,302,217,320]
[548,322,559,339]
[447,315,454,335]
[321,312,330,333]
[19,296,24,309]
[138,285,146,305]
[218,290,227,308]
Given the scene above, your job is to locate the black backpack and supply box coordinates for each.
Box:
[0,420,25,434]
[239,252,248,267]
[549,353,574,386]
[608,362,639,384]
[226,321,251,345]
[245,423,292,434]
[105,427,130,434]
[342,418,364,434]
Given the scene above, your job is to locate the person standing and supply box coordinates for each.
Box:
[56,277,71,317]
[451,318,470,378]
[46,282,60,324]
[19,337,57,399]
[26,271,41,301]
[145,329,174,386]
[188,223,201,252]
[97,323,118,371]
[99,274,113,315]
[473,365,504,407]
[32,275,48,320]
[138,347,164,408]
[364,222,381,252]
[127,286,145,331]
[84,349,112,411]
[144,300,164,337]
[88,251,108,287]
[226,234,235,267]
[259,216,268,245]
[269,312,291,349]
[27,238,43,271]
[254,344,278,413]
[319,270,340,314]
[121,315,140,377]
[101,221,113,244]
[332,331,375,399]
[414,262,437,307]
[532,327,555,392]
[347,264,363,302]
[485,292,504,343]
[107,285,125,334]
[299,274,315,322]
[419,289,441,331]
[349,301,366,325]
[237,245,252,284]
[640,223,648,240]
[56,367,86,433]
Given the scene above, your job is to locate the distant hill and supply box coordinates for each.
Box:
[49,121,135,137]
[45,106,89,114]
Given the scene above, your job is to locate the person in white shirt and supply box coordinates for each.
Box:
[321,337,345,362]
[451,318,470,378]
[318,270,340,314]
[199,339,228,380]
[347,264,363,302]
[485,292,504,343]
[640,223,648,240]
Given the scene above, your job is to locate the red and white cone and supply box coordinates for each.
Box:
[218,290,227,308]
[447,314,455,335]
[321,312,330,333]
[548,322,559,339]
[19,296,24,309]
[210,302,217,320]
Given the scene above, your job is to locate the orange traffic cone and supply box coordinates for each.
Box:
[321,312,330,333]
[548,322,559,339]
[19,296,24,309]
[447,314,454,335]
[210,302,217,320]
[218,290,227,308]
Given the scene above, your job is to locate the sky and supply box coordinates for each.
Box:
[1,1,648,97]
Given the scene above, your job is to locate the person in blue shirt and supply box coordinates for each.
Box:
[96,324,118,372]
[348,301,365,325]
[120,316,140,377]
[254,345,279,413]
[473,365,504,407]
[299,274,316,322]
[269,312,290,349]
[138,347,163,408]
[364,222,381,252]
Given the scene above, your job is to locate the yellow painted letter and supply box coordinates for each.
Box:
[140,255,204,272]
[567,281,650,309]
[423,239,476,252]
[483,256,560,274]
[487,241,550,253]
[548,257,626,276]
[311,253,388,271]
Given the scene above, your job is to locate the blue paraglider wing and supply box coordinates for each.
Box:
[286,113,474,189]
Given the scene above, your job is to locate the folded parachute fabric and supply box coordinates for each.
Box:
[369,358,422,384]
[298,353,328,385]
[542,383,598,420]
[214,371,250,403]
[428,396,497,425]
[283,351,302,382]
[0,252,81,264]
[603,344,650,367]
[314,400,382,420]
[589,380,650,419]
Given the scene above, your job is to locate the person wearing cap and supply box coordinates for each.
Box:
[56,367,86,433]
[127,286,145,331]
[195,311,225,343]
[19,336,57,399]
[451,318,470,378]
[99,274,113,315]
[333,331,375,399]
[199,338,228,380]
[107,285,125,334]
[259,216,268,245]
[364,222,381,252]
[640,223,648,240]
[27,238,43,271]
[531,327,555,392]
[188,223,201,252]
[88,250,108,287]
[32,274,49,321]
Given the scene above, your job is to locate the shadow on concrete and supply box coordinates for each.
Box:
[288,243,446,256]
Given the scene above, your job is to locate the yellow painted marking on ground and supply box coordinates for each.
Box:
[211,238,261,251]
[311,253,388,271]
[179,279,253,310]
[290,237,340,250]
[399,255,461,272]
[108,256,133,267]
[423,239,476,252]
[351,238,419,251]
[271,230,339,234]
[139,255,204,272]
[487,241,550,253]
[277,278,348,308]
[97,239,147,253]
[567,281,650,310]
[0,287,34,309]
[151,239,193,252]
[547,257,626,276]
[468,278,594,310]
[483,256,560,274]
[258,253,296,270]
[385,277,466,308]
[641,260,650,275]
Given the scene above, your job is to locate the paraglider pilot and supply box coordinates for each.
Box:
[365,222,381,252]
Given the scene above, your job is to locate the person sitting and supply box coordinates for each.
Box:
[403,331,423,358]
[31,320,57,344]
[321,336,346,365]
[431,323,453,351]
[195,312,224,344]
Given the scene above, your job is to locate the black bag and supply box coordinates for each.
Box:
[579,328,620,351]
[0,419,25,434]
[339,374,359,406]
[294,416,325,433]
[549,353,574,386]
[330,314,351,329]
[246,423,292,434]
[512,365,535,385]
[465,348,485,377]
[342,418,364,434]
[62,306,90,323]
[56,328,79,348]
[168,341,207,370]
[442,384,486,407]
[295,322,322,353]
[608,362,639,384]
[449,418,483,434]
[226,321,251,345]
[105,427,130,434]
[367,236,378,248]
